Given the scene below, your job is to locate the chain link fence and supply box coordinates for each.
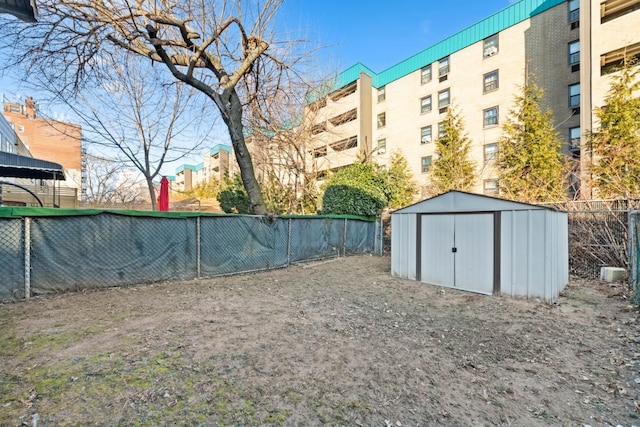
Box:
[631,211,639,305]
[542,200,635,279]
[0,218,25,300]
[0,208,382,302]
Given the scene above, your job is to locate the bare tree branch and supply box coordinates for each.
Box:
[0,0,304,214]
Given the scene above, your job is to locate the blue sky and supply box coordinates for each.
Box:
[0,0,515,94]
[1,0,519,174]
[2,0,517,96]
[277,0,518,74]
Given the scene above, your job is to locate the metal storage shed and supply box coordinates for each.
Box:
[391,191,568,302]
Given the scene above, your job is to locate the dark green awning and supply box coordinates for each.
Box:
[0,151,65,180]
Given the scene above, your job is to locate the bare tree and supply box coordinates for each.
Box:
[0,0,306,214]
[84,153,146,206]
[244,82,322,214]
[71,53,213,210]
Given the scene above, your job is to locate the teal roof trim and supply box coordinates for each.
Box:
[210,144,232,156]
[176,163,204,174]
[336,0,566,89]
[335,63,377,88]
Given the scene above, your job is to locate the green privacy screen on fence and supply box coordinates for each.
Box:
[0,208,381,301]
[631,211,640,305]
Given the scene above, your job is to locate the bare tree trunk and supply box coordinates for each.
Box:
[222,89,266,215]
[147,175,158,211]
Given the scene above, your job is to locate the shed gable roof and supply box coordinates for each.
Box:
[392,191,557,214]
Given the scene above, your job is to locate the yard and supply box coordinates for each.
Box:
[1,255,639,426]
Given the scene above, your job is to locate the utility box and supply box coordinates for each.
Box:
[600,267,626,283]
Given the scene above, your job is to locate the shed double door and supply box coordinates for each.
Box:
[420,213,494,294]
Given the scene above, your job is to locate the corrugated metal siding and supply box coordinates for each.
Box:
[391,214,417,280]
[335,0,566,90]
[391,191,569,302]
[499,209,568,302]
[420,215,455,287]
[453,214,494,294]
[210,144,232,156]
[175,163,204,174]
[335,63,377,89]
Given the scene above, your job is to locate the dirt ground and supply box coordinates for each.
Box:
[1,255,640,426]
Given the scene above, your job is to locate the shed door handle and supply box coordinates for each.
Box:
[452,247,457,253]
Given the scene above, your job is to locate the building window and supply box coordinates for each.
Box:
[329,81,357,102]
[421,156,432,173]
[17,125,24,132]
[438,57,450,77]
[600,42,640,74]
[421,65,432,84]
[483,70,499,93]
[330,136,358,152]
[309,97,327,112]
[438,121,446,138]
[483,106,499,127]
[568,40,580,65]
[329,108,357,126]
[569,127,581,150]
[420,95,432,114]
[569,0,580,22]
[378,86,386,103]
[601,0,640,23]
[1,136,14,153]
[484,143,498,163]
[311,122,327,135]
[377,138,387,154]
[569,83,580,107]
[484,179,499,195]
[483,34,499,58]
[421,126,432,144]
[377,112,386,129]
[312,146,327,158]
[438,89,450,109]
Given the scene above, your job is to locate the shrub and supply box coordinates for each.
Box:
[321,162,389,216]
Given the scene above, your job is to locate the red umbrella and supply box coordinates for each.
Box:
[158,176,169,211]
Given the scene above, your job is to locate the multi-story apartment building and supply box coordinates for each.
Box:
[174,144,234,192]
[2,98,84,200]
[579,0,640,197]
[305,0,640,199]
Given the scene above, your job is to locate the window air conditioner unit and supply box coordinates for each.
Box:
[378,147,386,154]
[485,47,498,57]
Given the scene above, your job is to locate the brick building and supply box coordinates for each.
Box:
[2,97,84,199]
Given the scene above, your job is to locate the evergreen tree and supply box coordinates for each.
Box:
[428,106,477,195]
[589,58,640,199]
[386,150,417,209]
[217,174,251,214]
[498,75,566,203]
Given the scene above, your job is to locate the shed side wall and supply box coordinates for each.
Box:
[391,214,417,280]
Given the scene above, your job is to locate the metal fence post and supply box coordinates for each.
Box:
[287,218,292,266]
[343,218,347,256]
[630,210,638,304]
[196,216,201,279]
[24,217,31,299]
[375,216,382,256]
